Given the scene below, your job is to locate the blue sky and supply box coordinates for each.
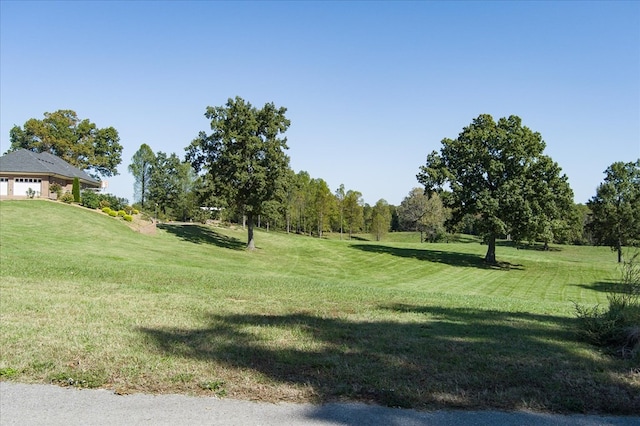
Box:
[1,1,638,206]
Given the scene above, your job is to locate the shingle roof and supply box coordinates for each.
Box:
[0,149,100,184]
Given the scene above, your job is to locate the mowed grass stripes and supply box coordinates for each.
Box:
[0,200,637,414]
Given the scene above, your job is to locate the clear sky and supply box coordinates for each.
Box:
[1,1,638,206]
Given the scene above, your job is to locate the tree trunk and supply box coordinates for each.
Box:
[485,234,497,264]
[246,212,256,250]
[618,240,623,263]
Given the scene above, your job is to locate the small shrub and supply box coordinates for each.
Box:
[133,209,140,215]
[124,205,134,215]
[117,210,126,217]
[100,194,128,211]
[81,190,101,209]
[26,188,36,199]
[101,207,112,214]
[123,214,133,222]
[49,183,62,198]
[575,251,640,358]
[99,200,111,209]
[108,210,117,217]
[60,192,74,204]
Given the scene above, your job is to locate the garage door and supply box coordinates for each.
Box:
[0,178,7,196]
[14,178,42,197]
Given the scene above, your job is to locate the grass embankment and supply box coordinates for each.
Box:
[0,200,638,414]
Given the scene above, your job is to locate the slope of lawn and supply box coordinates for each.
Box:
[0,200,638,414]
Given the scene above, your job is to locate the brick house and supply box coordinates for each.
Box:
[0,149,101,199]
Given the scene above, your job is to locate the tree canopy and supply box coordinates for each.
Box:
[371,199,391,241]
[185,97,291,249]
[9,109,123,178]
[417,114,573,263]
[587,159,640,262]
[128,144,155,208]
[398,188,448,242]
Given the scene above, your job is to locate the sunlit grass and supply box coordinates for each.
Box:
[0,200,637,414]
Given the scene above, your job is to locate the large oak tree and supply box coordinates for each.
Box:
[9,109,123,178]
[186,97,291,249]
[417,114,573,263]
[587,160,640,263]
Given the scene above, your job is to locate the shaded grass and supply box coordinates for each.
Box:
[0,200,638,414]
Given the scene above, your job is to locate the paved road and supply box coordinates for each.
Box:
[1,382,638,426]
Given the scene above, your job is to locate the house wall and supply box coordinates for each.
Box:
[0,174,44,199]
[0,175,70,199]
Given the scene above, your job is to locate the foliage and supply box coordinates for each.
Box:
[186,97,291,249]
[147,151,197,222]
[418,114,573,263]
[80,191,127,212]
[108,210,117,217]
[587,159,640,263]
[370,199,391,241]
[397,188,449,242]
[81,190,101,209]
[9,109,122,178]
[72,178,80,202]
[309,178,334,237]
[128,143,155,209]
[343,189,364,239]
[25,188,36,199]
[49,183,62,198]
[123,214,133,222]
[575,252,640,358]
[117,210,126,217]
[101,207,112,214]
[555,203,591,245]
[59,192,74,204]
[98,194,128,211]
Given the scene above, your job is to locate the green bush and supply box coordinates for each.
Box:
[100,194,128,211]
[101,207,112,214]
[575,252,640,358]
[81,190,101,209]
[60,192,74,204]
[123,214,133,222]
[117,210,126,217]
[133,209,140,215]
[49,183,62,198]
[108,210,118,217]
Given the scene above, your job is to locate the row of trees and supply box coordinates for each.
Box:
[128,140,416,242]
[8,105,640,262]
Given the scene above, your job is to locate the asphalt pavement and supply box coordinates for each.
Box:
[1,382,638,426]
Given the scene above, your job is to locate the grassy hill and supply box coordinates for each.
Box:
[0,200,637,414]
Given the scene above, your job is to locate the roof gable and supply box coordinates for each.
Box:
[0,149,100,184]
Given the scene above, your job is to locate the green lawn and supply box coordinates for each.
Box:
[0,200,638,414]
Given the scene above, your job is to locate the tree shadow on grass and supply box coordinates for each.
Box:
[573,281,629,295]
[158,224,245,250]
[349,244,523,270]
[496,240,562,252]
[138,305,638,414]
